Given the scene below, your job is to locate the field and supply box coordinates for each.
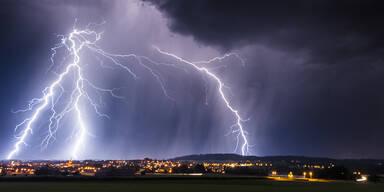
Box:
[0,178,383,192]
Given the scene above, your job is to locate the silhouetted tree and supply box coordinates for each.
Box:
[35,166,60,176]
[369,174,380,183]
[317,166,352,180]
[193,164,205,173]
[173,164,189,173]
[225,167,268,176]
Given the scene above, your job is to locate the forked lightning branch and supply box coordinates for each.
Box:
[7,26,250,160]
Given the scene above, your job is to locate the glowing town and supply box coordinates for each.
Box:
[1,154,382,183]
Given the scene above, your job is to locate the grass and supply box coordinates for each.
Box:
[0,178,383,192]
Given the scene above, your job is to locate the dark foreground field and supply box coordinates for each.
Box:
[0,178,383,192]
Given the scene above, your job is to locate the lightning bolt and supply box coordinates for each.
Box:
[7,24,250,159]
[8,29,93,159]
[152,47,249,156]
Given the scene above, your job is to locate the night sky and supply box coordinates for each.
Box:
[0,0,384,160]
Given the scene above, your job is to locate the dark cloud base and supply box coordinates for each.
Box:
[145,0,384,64]
[145,0,384,158]
[0,0,383,159]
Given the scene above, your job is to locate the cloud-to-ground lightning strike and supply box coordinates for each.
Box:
[7,25,249,159]
[153,47,249,155]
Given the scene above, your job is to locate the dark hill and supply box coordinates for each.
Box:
[170,154,384,168]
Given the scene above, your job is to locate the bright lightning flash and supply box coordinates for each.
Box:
[7,26,249,160]
[153,47,249,155]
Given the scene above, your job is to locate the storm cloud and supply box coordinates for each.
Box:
[0,0,383,160]
[146,0,384,64]
[145,0,384,158]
